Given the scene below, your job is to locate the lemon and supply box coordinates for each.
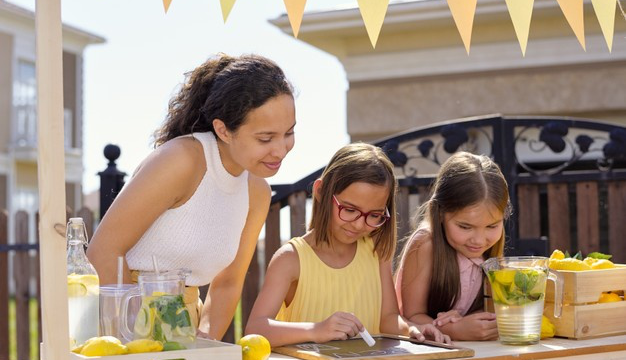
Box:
[79,336,128,357]
[540,316,555,339]
[550,249,565,260]
[125,339,164,353]
[590,259,615,270]
[598,292,623,303]
[134,307,152,338]
[67,282,87,297]
[549,258,591,271]
[493,269,516,286]
[583,257,597,266]
[238,334,271,360]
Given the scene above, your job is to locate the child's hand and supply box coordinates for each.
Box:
[433,310,462,327]
[446,312,498,341]
[409,324,452,344]
[313,312,364,343]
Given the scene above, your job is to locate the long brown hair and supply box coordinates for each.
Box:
[309,143,398,261]
[414,152,511,318]
[153,53,293,146]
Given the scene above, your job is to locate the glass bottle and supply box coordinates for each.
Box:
[66,217,100,346]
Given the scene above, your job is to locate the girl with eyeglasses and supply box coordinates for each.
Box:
[245,143,450,347]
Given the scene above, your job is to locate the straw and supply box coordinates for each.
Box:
[152,255,160,274]
[116,256,124,288]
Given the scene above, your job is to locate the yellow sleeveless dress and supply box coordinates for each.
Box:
[276,236,382,333]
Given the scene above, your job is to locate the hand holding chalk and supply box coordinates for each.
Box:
[359,328,375,347]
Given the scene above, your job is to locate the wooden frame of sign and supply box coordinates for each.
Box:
[273,334,474,360]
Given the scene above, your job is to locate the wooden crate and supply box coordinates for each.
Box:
[544,265,626,339]
[69,338,241,360]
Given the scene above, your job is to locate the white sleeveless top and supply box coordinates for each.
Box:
[126,132,249,286]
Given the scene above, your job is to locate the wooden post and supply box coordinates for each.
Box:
[35,0,70,359]
[0,210,8,360]
[14,211,31,360]
[288,191,307,238]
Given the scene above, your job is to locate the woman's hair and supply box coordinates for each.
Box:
[415,151,512,318]
[309,143,398,261]
[153,53,294,146]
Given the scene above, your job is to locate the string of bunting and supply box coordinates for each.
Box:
[161,0,626,54]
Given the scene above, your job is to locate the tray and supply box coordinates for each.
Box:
[69,338,241,360]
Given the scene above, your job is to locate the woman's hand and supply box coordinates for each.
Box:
[432,310,462,327]
[313,312,364,343]
[442,312,498,341]
[409,324,452,344]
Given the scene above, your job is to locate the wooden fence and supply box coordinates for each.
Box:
[0,208,95,360]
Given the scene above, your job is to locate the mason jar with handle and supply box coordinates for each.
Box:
[482,256,563,345]
[119,269,196,346]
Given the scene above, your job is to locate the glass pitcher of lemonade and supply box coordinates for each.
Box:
[483,256,564,345]
[119,269,195,346]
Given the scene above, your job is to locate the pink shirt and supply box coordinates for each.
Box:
[452,253,484,316]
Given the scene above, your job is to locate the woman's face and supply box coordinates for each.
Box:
[442,201,504,259]
[330,181,389,246]
[223,94,296,177]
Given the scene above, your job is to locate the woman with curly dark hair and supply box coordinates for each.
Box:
[88,53,295,340]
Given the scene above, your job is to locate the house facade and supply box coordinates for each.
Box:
[271,0,626,143]
[0,1,104,241]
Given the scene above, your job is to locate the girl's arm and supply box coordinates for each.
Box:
[245,242,363,347]
[198,174,271,340]
[87,138,203,284]
[395,233,436,326]
[380,259,451,344]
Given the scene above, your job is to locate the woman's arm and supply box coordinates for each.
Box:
[395,233,436,326]
[87,138,203,284]
[197,174,271,340]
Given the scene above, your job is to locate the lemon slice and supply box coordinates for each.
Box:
[173,325,195,337]
[67,282,87,297]
[134,308,152,338]
[494,269,516,286]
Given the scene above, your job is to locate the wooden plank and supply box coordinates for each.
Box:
[544,301,626,339]
[35,1,70,359]
[240,247,260,339]
[265,202,281,270]
[288,191,307,238]
[396,186,411,241]
[36,212,42,345]
[0,210,8,360]
[575,182,599,255]
[607,181,626,263]
[517,184,541,239]
[547,183,570,252]
[14,211,30,360]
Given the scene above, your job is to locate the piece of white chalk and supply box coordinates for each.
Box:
[359,328,376,347]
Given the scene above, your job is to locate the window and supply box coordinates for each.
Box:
[13,60,37,147]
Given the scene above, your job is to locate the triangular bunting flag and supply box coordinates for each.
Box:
[283,0,307,38]
[220,0,237,23]
[556,0,586,50]
[505,0,534,56]
[163,0,172,13]
[591,0,617,52]
[447,0,477,54]
[357,0,390,48]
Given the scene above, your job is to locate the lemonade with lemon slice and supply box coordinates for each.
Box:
[133,292,195,346]
[487,268,548,344]
[66,218,100,345]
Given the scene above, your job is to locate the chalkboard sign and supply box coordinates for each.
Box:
[273,334,474,360]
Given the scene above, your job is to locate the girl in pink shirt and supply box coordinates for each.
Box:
[395,152,511,341]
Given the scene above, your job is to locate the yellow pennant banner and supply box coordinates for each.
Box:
[556,0,586,50]
[284,0,308,38]
[505,0,534,56]
[162,0,172,13]
[591,0,617,52]
[447,0,477,54]
[357,0,390,48]
[221,0,237,23]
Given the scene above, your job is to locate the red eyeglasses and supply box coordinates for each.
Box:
[332,195,390,228]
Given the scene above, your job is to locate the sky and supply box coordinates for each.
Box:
[10,0,352,193]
